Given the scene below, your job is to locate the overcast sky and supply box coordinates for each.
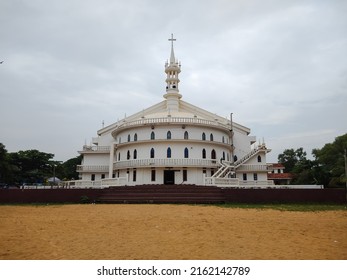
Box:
[1,0,346,162]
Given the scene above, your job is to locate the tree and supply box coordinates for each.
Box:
[312,133,347,188]
[278,147,314,184]
[0,143,9,183]
[58,155,82,180]
[8,149,55,184]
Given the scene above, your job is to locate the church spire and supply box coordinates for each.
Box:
[164,34,182,100]
[169,33,176,63]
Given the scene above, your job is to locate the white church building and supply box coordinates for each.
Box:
[71,35,273,188]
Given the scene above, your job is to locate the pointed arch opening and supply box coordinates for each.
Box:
[184,131,189,140]
[202,148,206,159]
[210,133,214,141]
[257,155,262,162]
[167,147,172,158]
[184,147,189,158]
[133,149,137,159]
[150,148,155,158]
[167,131,171,140]
[150,131,155,140]
[211,149,216,159]
[202,132,206,141]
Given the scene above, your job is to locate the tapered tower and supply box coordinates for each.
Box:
[164,34,182,112]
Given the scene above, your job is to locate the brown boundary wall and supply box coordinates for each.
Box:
[0,187,346,204]
[221,188,346,204]
[0,189,103,204]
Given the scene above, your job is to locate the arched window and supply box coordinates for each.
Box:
[150,148,155,158]
[150,131,155,140]
[167,131,171,140]
[118,153,120,161]
[222,152,225,160]
[127,134,131,142]
[257,155,262,162]
[133,149,137,159]
[202,149,206,159]
[210,133,214,141]
[211,149,216,159]
[127,150,130,160]
[167,147,171,158]
[222,136,225,143]
[184,147,189,158]
[134,133,137,141]
[202,132,206,141]
[184,131,189,140]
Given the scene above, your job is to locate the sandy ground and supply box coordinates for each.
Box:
[0,204,346,260]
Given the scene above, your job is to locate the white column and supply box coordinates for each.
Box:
[108,143,115,178]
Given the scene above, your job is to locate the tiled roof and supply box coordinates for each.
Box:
[268,173,293,180]
[269,163,285,168]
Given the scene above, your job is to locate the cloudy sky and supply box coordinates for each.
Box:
[1,0,346,162]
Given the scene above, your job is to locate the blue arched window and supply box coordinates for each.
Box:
[133,149,137,159]
[184,147,189,158]
[184,131,189,140]
[150,131,155,140]
[134,133,138,141]
[167,131,171,139]
[202,149,206,159]
[202,132,206,141]
[150,148,155,158]
[167,147,171,158]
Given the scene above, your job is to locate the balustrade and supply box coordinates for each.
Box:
[112,116,230,135]
[81,145,110,153]
[113,158,219,169]
[76,165,109,172]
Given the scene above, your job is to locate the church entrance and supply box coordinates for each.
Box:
[164,170,175,185]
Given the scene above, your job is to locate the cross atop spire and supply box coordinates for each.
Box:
[164,33,182,103]
[168,33,176,48]
[168,33,176,63]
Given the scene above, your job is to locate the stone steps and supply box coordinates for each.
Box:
[97,184,224,203]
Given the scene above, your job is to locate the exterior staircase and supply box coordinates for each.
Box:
[210,144,269,181]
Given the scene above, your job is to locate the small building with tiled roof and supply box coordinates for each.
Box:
[268,163,293,185]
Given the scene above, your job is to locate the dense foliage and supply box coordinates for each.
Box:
[278,133,347,187]
[0,144,81,186]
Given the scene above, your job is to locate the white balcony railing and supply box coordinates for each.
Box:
[114,158,219,169]
[80,145,110,153]
[64,177,128,188]
[76,165,109,172]
[112,116,231,136]
[205,175,274,188]
[235,164,269,172]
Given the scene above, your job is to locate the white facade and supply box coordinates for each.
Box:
[73,36,272,188]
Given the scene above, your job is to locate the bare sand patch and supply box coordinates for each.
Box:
[0,204,346,260]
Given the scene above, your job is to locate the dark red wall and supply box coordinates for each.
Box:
[221,188,346,204]
[0,189,102,204]
[0,187,345,204]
